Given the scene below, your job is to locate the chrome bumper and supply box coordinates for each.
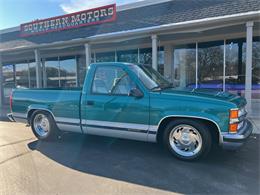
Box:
[7,113,15,122]
[221,119,253,150]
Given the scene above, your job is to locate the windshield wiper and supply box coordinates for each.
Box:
[150,85,162,91]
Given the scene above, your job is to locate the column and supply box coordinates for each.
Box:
[42,59,47,88]
[34,49,42,88]
[164,44,173,81]
[245,21,253,112]
[85,43,91,68]
[151,35,158,71]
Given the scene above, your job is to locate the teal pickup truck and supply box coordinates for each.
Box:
[8,62,253,161]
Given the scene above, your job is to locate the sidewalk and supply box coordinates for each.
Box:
[250,117,260,134]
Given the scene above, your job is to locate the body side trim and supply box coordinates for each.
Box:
[83,119,150,131]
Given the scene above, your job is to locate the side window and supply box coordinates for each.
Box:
[92,66,136,95]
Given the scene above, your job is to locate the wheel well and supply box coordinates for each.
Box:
[27,109,54,125]
[156,117,220,145]
[27,109,37,124]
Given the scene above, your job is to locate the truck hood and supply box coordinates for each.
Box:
[158,88,246,108]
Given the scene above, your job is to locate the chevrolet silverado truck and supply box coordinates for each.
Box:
[8,62,253,161]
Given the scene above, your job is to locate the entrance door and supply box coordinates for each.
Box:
[83,65,149,141]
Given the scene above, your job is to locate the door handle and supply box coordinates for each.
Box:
[87,101,94,106]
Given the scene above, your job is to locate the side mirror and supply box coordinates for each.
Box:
[129,88,143,98]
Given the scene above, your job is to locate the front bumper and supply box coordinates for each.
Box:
[221,119,253,150]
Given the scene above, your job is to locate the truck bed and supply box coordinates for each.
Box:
[11,88,82,123]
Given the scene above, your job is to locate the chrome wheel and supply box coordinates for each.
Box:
[33,113,50,137]
[169,124,202,157]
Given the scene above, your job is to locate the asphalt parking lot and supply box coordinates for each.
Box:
[0,121,259,195]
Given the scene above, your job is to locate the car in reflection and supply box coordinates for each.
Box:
[187,75,260,99]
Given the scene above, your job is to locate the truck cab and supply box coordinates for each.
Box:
[8,62,253,161]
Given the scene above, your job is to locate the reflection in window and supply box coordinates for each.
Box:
[198,41,224,90]
[139,48,152,65]
[59,56,77,87]
[29,61,37,88]
[117,49,138,63]
[252,37,260,99]
[158,47,164,75]
[45,57,60,88]
[15,63,29,88]
[173,44,196,88]
[225,39,246,96]
[92,66,135,95]
[96,52,115,62]
[226,37,260,99]
[78,55,86,87]
[3,64,15,101]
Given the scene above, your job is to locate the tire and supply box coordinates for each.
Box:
[163,119,212,161]
[30,110,58,141]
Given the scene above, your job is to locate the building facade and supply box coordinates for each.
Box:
[0,0,260,116]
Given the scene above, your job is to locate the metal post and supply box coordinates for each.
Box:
[84,43,91,68]
[195,42,198,88]
[151,35,158,71]
[34,49,42,88]
[42,59,47,88]
[245,21,254,112]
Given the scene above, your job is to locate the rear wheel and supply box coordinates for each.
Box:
[31,110,58,141]
[163,119,212,161]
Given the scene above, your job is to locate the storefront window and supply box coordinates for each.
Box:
[117,49,138,63]
[225,37,260,99]
[198,41,224,90]
[173,44,196,88]
[15,63,29,88]
[252,37,260,99]
[3,64,15,103]
[139,48,152,65]
[28,61,37,88]
[158,47,164,75]
[45,57,60,88]
[225,39,246,96]
[77,55,86,87]
[96,52,115,62]
[59,56,77,87]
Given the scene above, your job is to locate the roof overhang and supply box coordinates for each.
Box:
[1,10,260,53]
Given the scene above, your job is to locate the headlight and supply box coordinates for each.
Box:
[229,107,246,133]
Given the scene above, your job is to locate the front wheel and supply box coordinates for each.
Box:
[163,119,212,161]
[31,110,58,141]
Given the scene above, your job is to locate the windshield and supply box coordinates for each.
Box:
[129,65,172,90]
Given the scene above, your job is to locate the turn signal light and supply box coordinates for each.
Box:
[230,109,239,119]
[229,123,238,133]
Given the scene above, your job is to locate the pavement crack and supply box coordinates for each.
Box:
[0,137,35,148]
[0,150,32,165]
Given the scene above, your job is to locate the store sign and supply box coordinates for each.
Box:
[20,4,116,37]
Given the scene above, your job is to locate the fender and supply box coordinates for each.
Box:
[26,104,56,123]
[156,115,224,145]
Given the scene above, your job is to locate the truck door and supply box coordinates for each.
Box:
[83,65,150,141]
